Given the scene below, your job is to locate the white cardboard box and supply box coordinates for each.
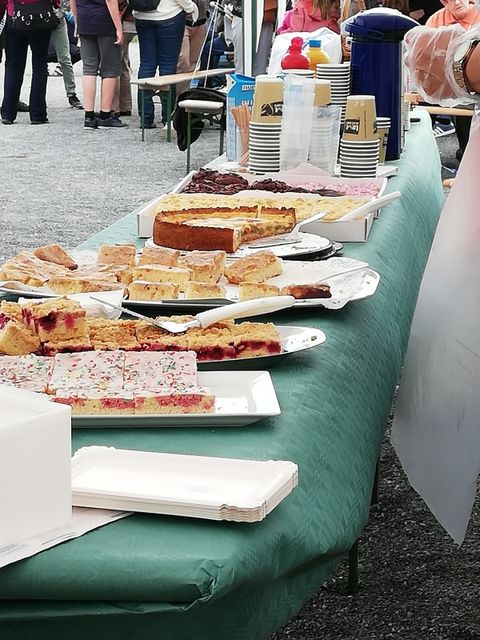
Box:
[301,212,374,243]
[0,386,72,548]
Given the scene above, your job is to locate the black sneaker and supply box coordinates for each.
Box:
[1,118,14,125]
[68,94,84,110]
[31,119,49,124]
[84,115,98,129]
[142,121,157,129]
[17,101,29,112]
[98,115,128,128]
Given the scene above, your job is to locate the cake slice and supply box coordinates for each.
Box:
[53,390,136,415]
[0,300,24,323]
[128,281,179,301]
[135,319,189,351]
[86,318,139,351]
[186,327,236,360]
[224,251,283,285]
[48,350,125,394]
[33,244,78,270]
[22,298,87,343]
[238,282,281,301]
[184,282,227,299]
[0,354,53,392]
[124,350,198,392]
[229,321,282,358]
[47,276,123,295]
[131,264,191,290]
[97,244,137,268]
[138,246,180,267]
[0,316,41,355]
[178,250,226,283]
[42,337,93,357]
[281,284,332,299]
[134,388,214,414]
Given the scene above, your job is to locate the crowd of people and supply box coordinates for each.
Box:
[0,0,477,140]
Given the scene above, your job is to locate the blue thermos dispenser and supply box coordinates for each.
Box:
[344,9,418,160]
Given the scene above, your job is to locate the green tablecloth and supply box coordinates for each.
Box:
[0,113,443,640]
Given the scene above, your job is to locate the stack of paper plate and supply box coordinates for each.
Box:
[72,447,298,523]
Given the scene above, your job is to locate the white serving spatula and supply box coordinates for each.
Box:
[91,295,296,334]
[336,191,402,222]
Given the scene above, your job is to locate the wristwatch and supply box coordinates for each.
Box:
[453,39,479,94]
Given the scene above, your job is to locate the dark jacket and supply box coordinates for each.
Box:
[173,87,226,151]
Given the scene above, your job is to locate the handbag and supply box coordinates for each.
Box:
[127,0,159,11]
[12,0,59,33]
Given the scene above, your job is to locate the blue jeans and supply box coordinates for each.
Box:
[136,13,185,125]
[1,19,51,122]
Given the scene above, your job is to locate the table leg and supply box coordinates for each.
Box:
[219,114,225,156]
[166,86,173,143]
[347,539,359,595]
[186,111,192,174]
[141,89,145,143]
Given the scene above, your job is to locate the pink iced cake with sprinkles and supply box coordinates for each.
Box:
[47,350,125,394]
[123,351,198,392]
[0,355,53,393]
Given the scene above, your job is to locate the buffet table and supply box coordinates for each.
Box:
[0,113,444,639]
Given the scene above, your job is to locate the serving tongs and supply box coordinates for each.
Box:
[91,295,296,334]
[246,212,329,249]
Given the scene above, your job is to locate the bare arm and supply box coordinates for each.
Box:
[105,0,124,45]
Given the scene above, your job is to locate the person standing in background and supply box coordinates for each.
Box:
[113,0,136,116]
[1,0,59,124]
[176,0,207,96]
[50,0,83,109]
[228,0,243,73]
[71,0,126,128]
[133,0,198,129]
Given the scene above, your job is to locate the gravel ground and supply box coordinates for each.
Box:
[1,47,476,640]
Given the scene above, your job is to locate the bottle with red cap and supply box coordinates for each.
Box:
[280,37,310,70]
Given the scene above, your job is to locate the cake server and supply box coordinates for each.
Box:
[336,191,401,222]
[247,212,329,248]
[90,295,296,334]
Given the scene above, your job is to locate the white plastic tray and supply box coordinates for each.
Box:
[71,446,299,522]
[72,371,280,428]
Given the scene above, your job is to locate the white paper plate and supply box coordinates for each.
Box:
[71,446,298,522]
[72,371,280,428]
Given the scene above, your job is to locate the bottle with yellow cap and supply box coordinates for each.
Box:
[306,40,330,70]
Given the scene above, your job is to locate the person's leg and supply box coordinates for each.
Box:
[97,35,126,126]
[136,19,159,125]
[80,35,100,116]
[176,26,192,97]
[1,22,29,123]
[454,115,472,162]
[156,12,185,124]
[51,17,78,100]
[231,15,243,75]
[252,21,273,76]
[116,32,135,113]
[27,29,50,122]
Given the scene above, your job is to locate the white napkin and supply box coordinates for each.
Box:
[18,290,124,320]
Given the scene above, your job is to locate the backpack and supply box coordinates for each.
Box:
[12,0,59,33]
[127,0,160,12]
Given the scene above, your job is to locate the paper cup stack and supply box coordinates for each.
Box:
[339,139,380,177]
[340,95,379,178]
[315,63,350,121]
[376,116,391,164]
[249,122,281,174]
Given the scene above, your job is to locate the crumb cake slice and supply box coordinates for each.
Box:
[135,320,189,351]
[22,298,87,343]
[0,354,53,392]
[229,322,282,358]
[87,318,139,350]
[47,275,122,295]
[128,281,179,301]
[97,244,137,268]
[124,350,198,391]
[131,265,191,289]
[0,316,41,355]
[238,282,280,301]
[186,327,236,360]
[178,250,226,283]
[42,337,93,357]
[0,301,24,323]
[224,250,283,285]
[33,244,78,270]
[184,282,227,299]
[48,350,125,394]
[138,246,180,267]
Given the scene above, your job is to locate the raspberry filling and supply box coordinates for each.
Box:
[0,314,10,330]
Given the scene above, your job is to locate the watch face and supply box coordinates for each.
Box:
[453,40,471,63]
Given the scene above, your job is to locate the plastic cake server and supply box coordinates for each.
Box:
[91,295,296,334]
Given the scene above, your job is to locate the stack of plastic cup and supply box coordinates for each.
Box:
[315,63,350,121]
[248,122,281,174]
[309,105,342,174]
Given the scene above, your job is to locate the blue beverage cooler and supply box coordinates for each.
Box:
[344,9,418,161]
